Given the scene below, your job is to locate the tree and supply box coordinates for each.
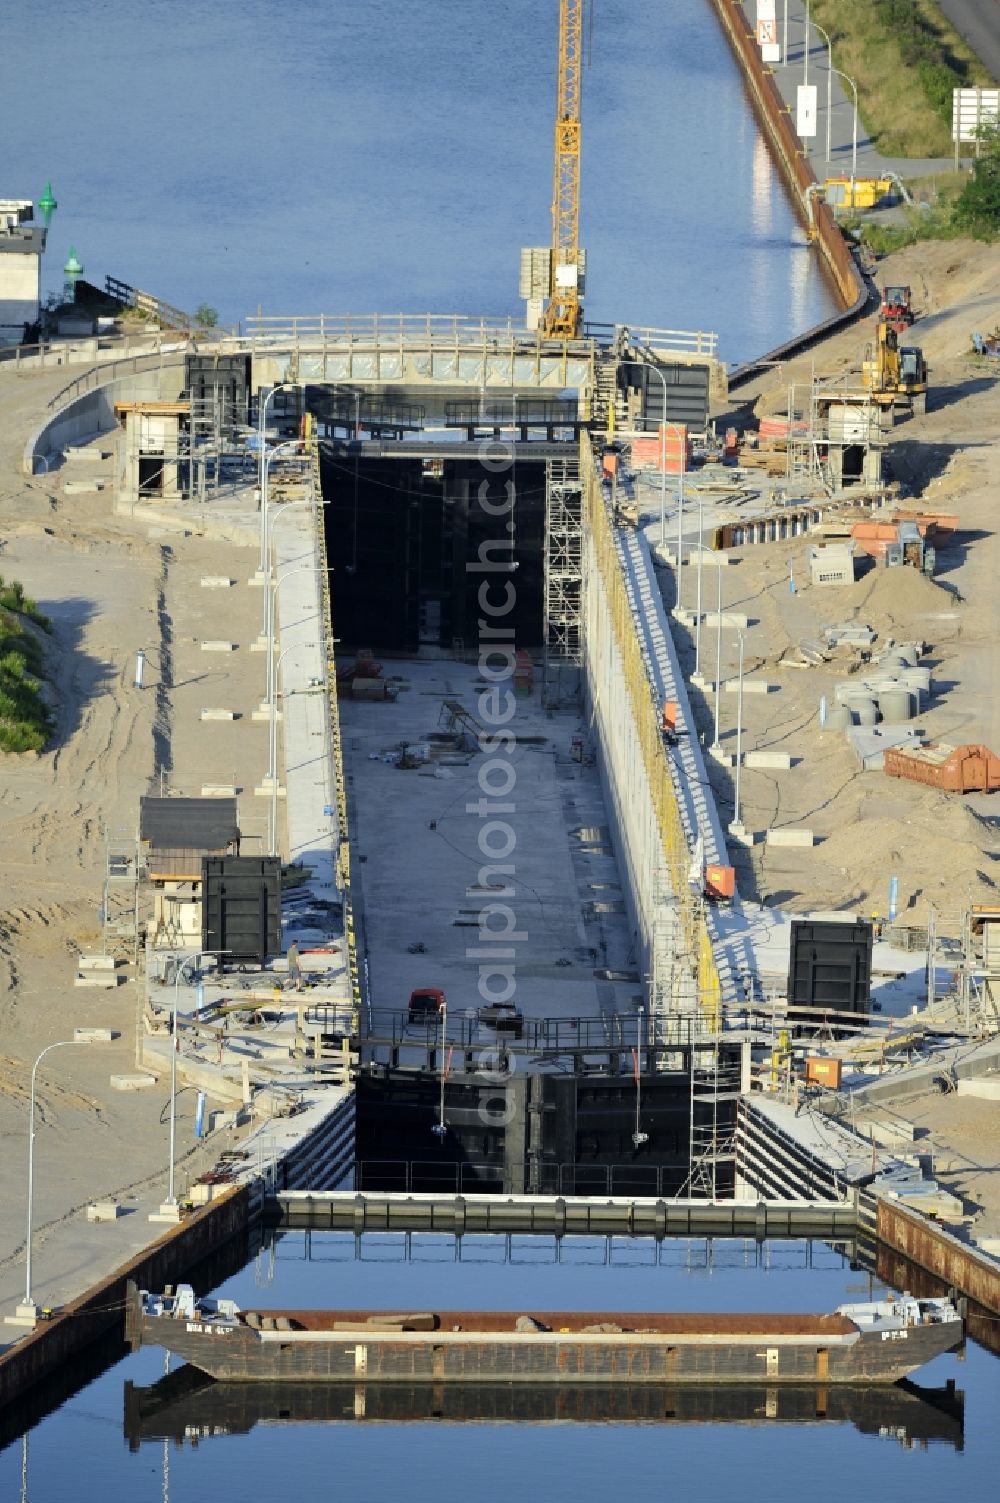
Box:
[194,303,219,329]
[953,124,1000,240]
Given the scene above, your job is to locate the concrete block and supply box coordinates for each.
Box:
[87,1200,123,1222]
[63,478,104,494]
[709,746,734,767]
[705,612,749,630]
[201,783,239,797]
[73,1027,116,1043]
[110,1073,157,1091]
[957,1078,1000,1100]
[189,1182,220,1205]
[200,576,235,588]
[78,954,116,970]
[690,671,708,689]
[254,782,286,798]
[727,821,755,847]
[249,637,270,653]
[744,751,793,770]
[200,708,238,721]
[724,678,772,695]
[149,1203,182,1224]
[765,828,815,848]
[200,641,237,653]
[248,572,267,588]
[74,973,119,988]
[4,1304,39,1329]
[252,708,282,722]
[208,1109,238,1133]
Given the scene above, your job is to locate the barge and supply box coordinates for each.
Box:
[126,1283,962,1385]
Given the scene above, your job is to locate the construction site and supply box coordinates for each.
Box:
[2,0,1000,1471]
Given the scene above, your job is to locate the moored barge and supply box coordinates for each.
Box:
[126,1282,962,1385]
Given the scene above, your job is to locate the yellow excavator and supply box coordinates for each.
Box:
[861,322,928,416]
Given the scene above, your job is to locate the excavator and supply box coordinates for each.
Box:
[862,322,928,416]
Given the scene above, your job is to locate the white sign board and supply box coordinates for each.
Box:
[796,83,818,140]
[952,87,1000,142]
[756,0,780,63]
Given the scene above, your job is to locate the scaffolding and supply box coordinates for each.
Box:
[786,376,884,491]
[542,456,583,706]
[101,824,141,961]
[683,1036,742,1200]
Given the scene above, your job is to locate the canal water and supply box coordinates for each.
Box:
[2,1233,998,1500]
[7,0,835,363]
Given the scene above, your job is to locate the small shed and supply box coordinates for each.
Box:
[808,542,856,588]
[139,796,240,881]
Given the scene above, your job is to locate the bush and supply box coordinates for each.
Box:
[0,579,53,753]
[952,126,1000,239]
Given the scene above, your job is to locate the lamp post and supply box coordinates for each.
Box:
[23,1040,79,1319]
[711,560,724,753]
[811,19,834,164]
[259,439,308,639]
[264,494,316,705]
[729,630,746,837]
[165,951,227,1209]
[268,640,317,857]
[803,0,810,88]
[620,361,668,549]
[257,384,305,569]
[432,996,448,1139]
[692,490,706,679]
[833,69,859,200]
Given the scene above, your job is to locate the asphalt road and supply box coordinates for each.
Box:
[937,0,1000,87]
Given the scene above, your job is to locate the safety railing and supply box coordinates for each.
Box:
[580,435,723,1026]
[311,425,362,1035]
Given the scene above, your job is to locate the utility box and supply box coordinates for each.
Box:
[805,1056,843,1089]
[201,856,281,966]
[808,543,856,587]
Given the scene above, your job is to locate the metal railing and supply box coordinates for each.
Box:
[45,345,188,408]
[581,435,724,1023]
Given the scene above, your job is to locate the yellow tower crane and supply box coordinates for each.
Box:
[542,0,584,338]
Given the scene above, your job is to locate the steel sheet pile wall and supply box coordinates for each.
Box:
[877,1200,1000,1316]
[710,0,863,310]
[580,439,723,1023]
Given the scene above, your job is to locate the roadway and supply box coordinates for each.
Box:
[937,0,1000,86]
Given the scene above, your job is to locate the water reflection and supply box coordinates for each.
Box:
[124,1367,965,1452]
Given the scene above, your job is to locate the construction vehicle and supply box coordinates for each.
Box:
[862,323,928,415]
[879,285,915,334]
[542,0,584,338]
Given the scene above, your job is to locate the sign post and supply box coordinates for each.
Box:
[796,83,818,140]
[756,0,780,64]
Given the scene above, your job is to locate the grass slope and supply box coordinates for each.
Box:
[811,0,992,158]
[0,577,52,754]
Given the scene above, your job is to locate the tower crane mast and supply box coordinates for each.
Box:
[542,0,584,338]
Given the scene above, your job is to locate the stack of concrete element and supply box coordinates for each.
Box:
[808,542,856,588]
[61,441,113,495]
[75,954,122,989]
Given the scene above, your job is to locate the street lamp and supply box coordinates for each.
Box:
[811,19,834,164]
[259,439,308,639]
[431,996,448,1139]
[691,490,706,679]
[832,68,859,200]
[258,384,305,568]
[711,561,724,753]
[23,1037,108,1321]
[802,0,810,88]
[729,630,746,837]
[620,361,668,549]
[268,639,318,857]
[164,950,227,1211]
